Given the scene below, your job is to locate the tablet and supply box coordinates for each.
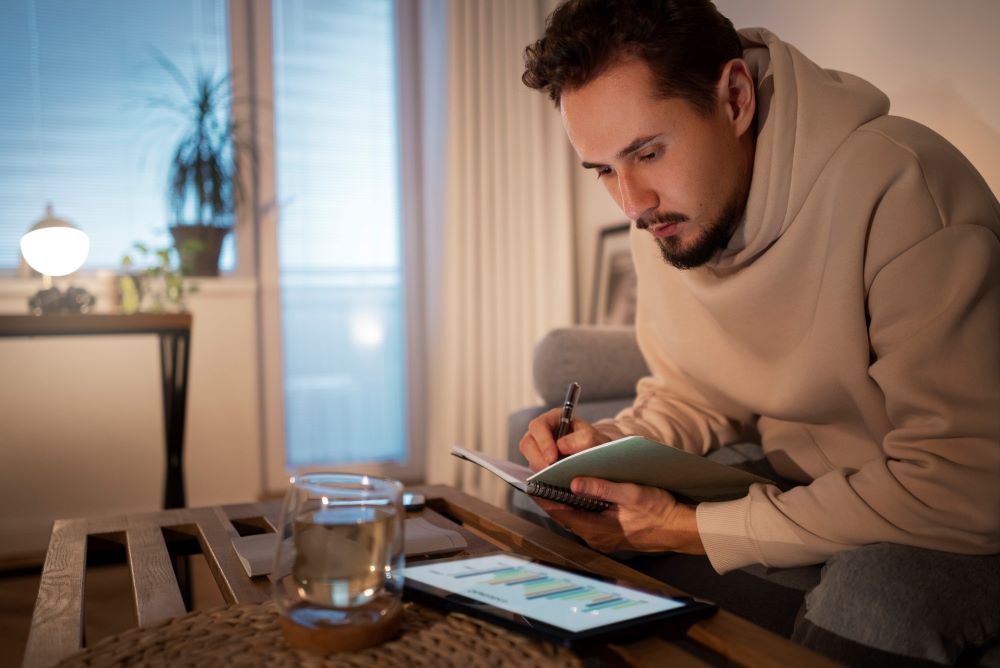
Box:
[404,553,715,648]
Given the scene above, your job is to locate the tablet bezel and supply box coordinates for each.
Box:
[403,553,716,648]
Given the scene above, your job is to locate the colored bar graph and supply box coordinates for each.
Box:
[486,568,539,585]
[454,563,647,611]
[547,588,596,601]
[501,574,551,586]
[523,577,560,592]
[525,584,583,599]
[453,566,520,579]
[585,597,626,611]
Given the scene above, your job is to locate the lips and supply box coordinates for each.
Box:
[650,222,680,238]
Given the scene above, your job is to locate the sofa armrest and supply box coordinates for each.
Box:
[532,326,649,405]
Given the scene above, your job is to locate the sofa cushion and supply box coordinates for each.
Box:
[532,326,649,405]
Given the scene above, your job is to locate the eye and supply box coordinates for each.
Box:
[594,166,613,179]
[638,149,660,163]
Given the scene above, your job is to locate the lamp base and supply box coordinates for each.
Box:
[28,286,95,315]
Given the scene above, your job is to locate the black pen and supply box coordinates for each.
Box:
[554,382,581,441]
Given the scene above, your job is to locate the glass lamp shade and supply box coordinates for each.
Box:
[20,206,90,277]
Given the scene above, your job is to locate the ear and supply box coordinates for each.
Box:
[716,58,755,138]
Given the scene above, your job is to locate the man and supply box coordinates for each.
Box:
[518,0,1000,665]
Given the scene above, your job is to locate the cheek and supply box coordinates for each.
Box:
[702,137,744,202]
[680,157,728,214]
[653,161,694,212]
[599,177,626,210]
[673,126,736,211]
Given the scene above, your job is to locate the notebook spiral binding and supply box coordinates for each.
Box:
[527,481,611,512]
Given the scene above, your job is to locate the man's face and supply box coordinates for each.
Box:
[560,58,753,269]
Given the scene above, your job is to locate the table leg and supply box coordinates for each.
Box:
[159,329,191,509]
[159,328,192,607]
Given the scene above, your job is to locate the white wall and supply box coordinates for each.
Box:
[0,278,262,559]
[571,0,1000,320]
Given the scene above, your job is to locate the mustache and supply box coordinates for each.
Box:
[635,212,689,229]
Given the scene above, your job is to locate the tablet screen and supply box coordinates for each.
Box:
[406,553,686,633]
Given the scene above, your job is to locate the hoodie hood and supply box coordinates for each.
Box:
[710,28,890,271]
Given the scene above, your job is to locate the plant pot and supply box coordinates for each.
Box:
[169,224,230,277]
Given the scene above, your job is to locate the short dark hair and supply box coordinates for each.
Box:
[522,0,742,115]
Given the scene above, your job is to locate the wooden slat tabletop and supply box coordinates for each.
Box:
[125,518,185,627]
[189,506,269,604]
[22,485,841,668]
[23,520,88,668]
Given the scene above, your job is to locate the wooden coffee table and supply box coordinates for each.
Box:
[23,485,839,667]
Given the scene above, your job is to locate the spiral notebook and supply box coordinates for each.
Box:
[451,445,610,510]
[451,436,773,512]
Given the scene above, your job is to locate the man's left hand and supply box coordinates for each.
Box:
[535,477,706,555]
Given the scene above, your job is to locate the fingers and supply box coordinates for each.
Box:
[555,425,596,456]
[570,477,645,506]
[519,433,551,472]
[532,496,575,515]
[533,497,599,532]
[520,408,563,470]
[534,497,622,553]
[519,411,613,470]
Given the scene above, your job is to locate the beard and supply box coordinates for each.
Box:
[637,197,743,270]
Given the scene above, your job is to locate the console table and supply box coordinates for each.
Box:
[23,485,840,667]
[0,313,192,509]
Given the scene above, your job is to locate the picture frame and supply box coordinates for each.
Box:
[591,222,637,326]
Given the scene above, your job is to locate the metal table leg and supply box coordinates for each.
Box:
[159,327,192,605]
[159,328,190,509]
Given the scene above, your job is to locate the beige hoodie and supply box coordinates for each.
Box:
[596,29,1000,573]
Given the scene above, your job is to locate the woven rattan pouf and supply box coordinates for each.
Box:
[56,600,582,667]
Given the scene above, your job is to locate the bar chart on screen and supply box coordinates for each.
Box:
[454,563,644,611]
[406,554,684,632]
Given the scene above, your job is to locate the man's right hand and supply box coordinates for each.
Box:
[519,408,612,472]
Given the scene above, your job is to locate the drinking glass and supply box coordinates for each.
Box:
[272,473,405,652]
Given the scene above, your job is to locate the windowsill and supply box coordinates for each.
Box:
[0,275,257,314]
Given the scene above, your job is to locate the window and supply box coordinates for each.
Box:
[0,0,413,478]
[272,0,406,467]
[0,0,233,270]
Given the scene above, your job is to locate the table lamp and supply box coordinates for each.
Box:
[20,204,95,315]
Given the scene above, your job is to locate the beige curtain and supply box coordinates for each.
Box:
[423,0,575,505]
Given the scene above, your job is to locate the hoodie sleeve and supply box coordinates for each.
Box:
[592,305,750,455]
[697,224,1000,573]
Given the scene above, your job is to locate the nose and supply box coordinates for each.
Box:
[616,169,658,221]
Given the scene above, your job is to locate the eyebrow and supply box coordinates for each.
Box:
[580,134,664,170]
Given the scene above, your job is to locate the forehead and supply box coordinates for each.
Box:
[559,58,691,160]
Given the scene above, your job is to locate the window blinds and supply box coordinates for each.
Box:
[0,0,230,270]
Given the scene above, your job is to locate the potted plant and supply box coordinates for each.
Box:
[119,241,198,313]
[152,54,250,276]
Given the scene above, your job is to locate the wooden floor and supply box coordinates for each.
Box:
[1,556,224,667]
